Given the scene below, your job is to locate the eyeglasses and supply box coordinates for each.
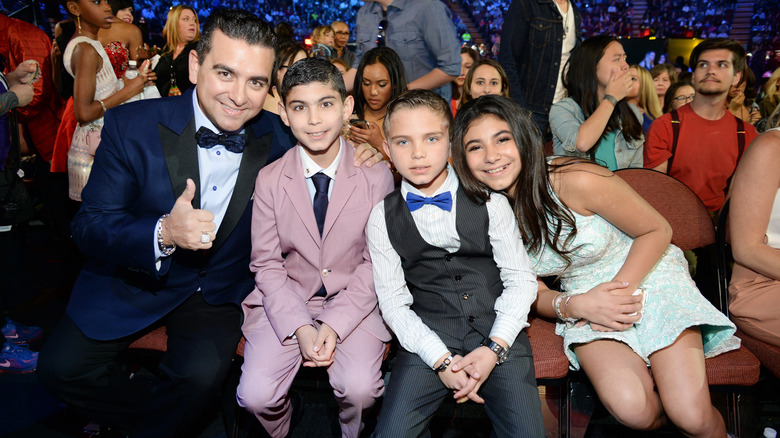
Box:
[673,94,695,103]
[376,18,388,47]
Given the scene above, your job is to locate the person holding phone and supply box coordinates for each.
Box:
[348,47,406,162]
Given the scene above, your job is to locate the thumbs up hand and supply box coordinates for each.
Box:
[161,179,216,250]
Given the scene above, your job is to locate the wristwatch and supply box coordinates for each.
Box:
[480,338,509,365]
[603,94,618,107]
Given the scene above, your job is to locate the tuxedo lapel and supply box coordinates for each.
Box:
[321,145,356,241]
[211,124,272,252]
[160,117,200,209]
[282,148,322,246]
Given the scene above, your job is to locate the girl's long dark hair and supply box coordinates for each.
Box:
[562,36,643,152]
[452,95,579,265]
[353,47,407,120]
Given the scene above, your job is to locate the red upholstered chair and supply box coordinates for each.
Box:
[527,316,570,437]
[716,200,780,378]
[615,168,760,437]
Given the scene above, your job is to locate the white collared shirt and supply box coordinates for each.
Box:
[153,88,246,261]
[192,88,243,230]
[298,137,344,203]
[366,165,537,368]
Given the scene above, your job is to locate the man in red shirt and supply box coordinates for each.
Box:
[644,38,758,212]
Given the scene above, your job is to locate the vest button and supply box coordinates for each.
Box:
[199,270,207,277]
[467,316,475,322]
[455,275,462,281]
[462,293,469,300]
[445,255,453,261]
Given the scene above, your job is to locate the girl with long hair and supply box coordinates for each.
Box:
[549,36,644,170]
[62,0,152,201]
[626,65,662,133]
[347,46,406,159]
[458,58,510,108]
[453,95,739,437]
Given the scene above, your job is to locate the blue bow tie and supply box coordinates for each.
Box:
[406,191,453,212]
[195,127,247,153]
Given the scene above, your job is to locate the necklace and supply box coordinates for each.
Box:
[556,0,571,39]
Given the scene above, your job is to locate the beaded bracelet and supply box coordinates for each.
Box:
[157,214,176,256]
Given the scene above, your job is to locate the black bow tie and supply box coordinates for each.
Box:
[195,127,247,153]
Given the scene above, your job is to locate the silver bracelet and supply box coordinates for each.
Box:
[97,99,107,114]
[157,214,176,256]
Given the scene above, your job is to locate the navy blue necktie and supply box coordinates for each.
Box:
[406,191,453,212]
[195,127,247,153]
[312,172,330,297]
[311,172,330,236]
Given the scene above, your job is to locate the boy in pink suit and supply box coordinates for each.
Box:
[237,57,393,438]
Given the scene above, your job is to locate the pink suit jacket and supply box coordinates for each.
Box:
[243,140,393,344]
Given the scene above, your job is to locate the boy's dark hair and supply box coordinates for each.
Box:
[197,9,276,65]
[689,38,746,75]
[280,57,346,103]
[383,89,452,139]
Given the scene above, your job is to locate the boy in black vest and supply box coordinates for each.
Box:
[366,90,544,437]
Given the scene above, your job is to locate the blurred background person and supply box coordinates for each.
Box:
[499,0,582,137]
[263,40,307,115]
[651,63,677,108]
[627,65,662,133]
[458,58,510,108]
[347,46,406,160]
[662,80,696,114]
[153,5,199,97]
[331,20,354,67]
[451,46,478,116]
[549,36,644,170]
[309,25,335,60]
[727,65,761,125]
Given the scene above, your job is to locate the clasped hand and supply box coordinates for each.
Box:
[437,346,500,404]
[295,323,337,367]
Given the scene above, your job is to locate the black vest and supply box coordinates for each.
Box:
[384,186,503,348]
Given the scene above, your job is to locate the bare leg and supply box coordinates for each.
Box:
[575,339,666,430]
[650,328,726,438]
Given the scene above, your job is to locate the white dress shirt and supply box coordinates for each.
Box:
[153,88,245,261]
[298,137,344,203]
[366,166,538,368]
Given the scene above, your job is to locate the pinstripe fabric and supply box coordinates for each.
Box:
[373,330,544,437]
[369,175,544,437]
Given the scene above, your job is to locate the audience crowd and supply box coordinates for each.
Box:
[2,0,780,437]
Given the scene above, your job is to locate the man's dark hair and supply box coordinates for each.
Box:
[196,9,276,64]
[689,38,746,75]
[280,57,346,103]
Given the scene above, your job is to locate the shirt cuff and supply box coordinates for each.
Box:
[418,337,451,369]
[489,314,529,349]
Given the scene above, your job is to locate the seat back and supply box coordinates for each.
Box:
[615,168,715,251]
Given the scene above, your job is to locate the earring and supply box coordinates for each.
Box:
[76,15,81,33]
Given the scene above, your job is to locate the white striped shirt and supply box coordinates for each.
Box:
[366,166,537,368]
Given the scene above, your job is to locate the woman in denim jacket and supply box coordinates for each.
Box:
[498,0,582,135]
[550,36,645,170]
